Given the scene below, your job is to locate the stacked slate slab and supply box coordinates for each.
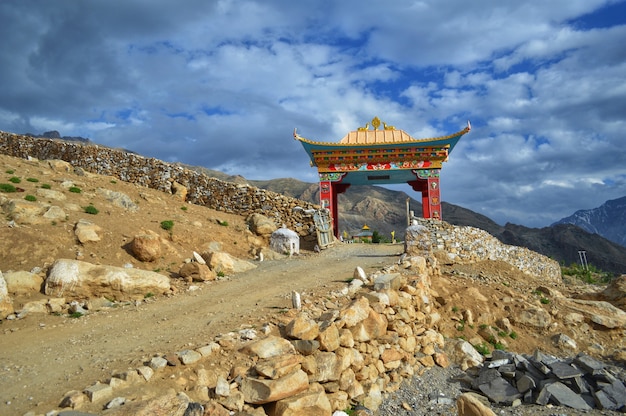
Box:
[458,350,626,411]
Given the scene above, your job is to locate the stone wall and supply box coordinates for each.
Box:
[0,131,319,236]
[411,219,562,282]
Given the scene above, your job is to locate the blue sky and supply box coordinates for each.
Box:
[1,0,625,228]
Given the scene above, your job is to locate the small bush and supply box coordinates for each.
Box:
[24,194,37,201]
[0,183,17,193]
[217,271,225,277]
[509,331,518,340]
[5,169,15,174]
[69,186,81,193]
[540,297,550,304]
[26,177,39,183]
[160,220,174,231]
[69,312,83,319]
[110,180,117,184]
[473,343,490,356]
[218,220,229,226]
[144,292,154,298]
[180,206,188,211]
[84,205,99,215]
[9,176,21,183]
[41,183,52,189]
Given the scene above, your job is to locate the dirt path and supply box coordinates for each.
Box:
[0,243,402,415]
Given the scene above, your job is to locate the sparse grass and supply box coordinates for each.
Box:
[84,205,99,215]
[540,297,550,304]
[456,321,465,332]
[9,176,21,183]
[217,271,225,277]
[473,342,490,356]
[41,183,52,189]
[479,324,488,330]
[180,206,188,211]
[160,220,174,231]
[110,179,117,184]
[26,177,39,183]
[69,311,84,319]
[218,220,229,226]
[69,186,81,193]
[144,292,154,298]
[562,263,613,285]
[24,194,37,201]
[451,306,459,313]
[5,169,15,174]
[0,183,17,193]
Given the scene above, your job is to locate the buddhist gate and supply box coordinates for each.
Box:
[294,117,471,238]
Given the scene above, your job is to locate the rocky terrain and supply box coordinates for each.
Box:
[0,143,625,416]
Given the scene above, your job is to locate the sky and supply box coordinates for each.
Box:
[1,0,625,228]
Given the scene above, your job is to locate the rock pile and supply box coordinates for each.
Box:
[460,349,626,411]
[52,260,452,415]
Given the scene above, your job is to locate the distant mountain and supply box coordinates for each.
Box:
[552,196,626,248]
[25,130,91,143]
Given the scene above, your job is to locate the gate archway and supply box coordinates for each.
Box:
[294,117,471,238]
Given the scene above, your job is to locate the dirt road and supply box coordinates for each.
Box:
[0,243,402,415]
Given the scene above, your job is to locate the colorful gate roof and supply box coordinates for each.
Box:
[294,117,471,185]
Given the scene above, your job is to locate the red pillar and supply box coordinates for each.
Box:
[408,170,442,220]
[319,175,349,238]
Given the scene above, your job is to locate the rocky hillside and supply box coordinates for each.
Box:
[553,196,626,248]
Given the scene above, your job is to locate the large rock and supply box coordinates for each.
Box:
[2,199,46,224]
[247,213,277,237]
[178,262,216,282]
[45,259,170,300]
[240,336,296,359]
[3,270,43,295]
[272,384,332,416]
[600,275,626,309]
[131,234,162,262]
[241,369,309,404]
[75,219,103,243]
[0,273,15,319]
[205,251,256,275]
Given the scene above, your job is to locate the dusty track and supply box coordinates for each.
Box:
[0,243,402,415]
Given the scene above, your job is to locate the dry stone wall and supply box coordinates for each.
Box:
[0,131,319,236]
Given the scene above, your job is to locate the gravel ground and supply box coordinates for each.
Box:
[377,364,626,416]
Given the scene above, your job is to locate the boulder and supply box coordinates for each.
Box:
[241,369,309,404]
[178,262,216,282]
[45,259,170,300]
[131,234,162,262]
[3,270,43,295]
[247,213,277,237]
[75,219,102,243]
[0,273,15,319]
[205,251,256,275]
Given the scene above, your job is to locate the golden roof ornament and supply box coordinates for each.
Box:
[356,116,395,131]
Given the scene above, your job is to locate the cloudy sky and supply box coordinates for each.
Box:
[1,1,625,228]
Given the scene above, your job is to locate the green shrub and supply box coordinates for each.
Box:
[160,220,174,231]
[144,292,154,298]
[473,343,490,356]
[69,186,81,193]
[5,169,15,174]
[84,205,99,215]
[540,297,550,304]
[24,195,37,201]
[509,331,518,340]
[180,206,188,211]
[41,183,52,189]
[69,312,83,319]
[9,176,21,183]
[26,177,39,183]
[0,183,17,193]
